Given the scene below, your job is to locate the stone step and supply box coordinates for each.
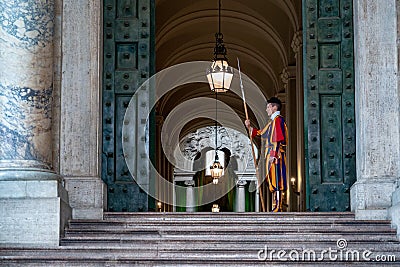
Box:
[2,212,400,266]
[61,232,399,243]
[66,221,395,233]
[0,260,397,267]
[59,238,400,251]
[103,212,357,222]
[1,246,399,266]
[63,228,397,239]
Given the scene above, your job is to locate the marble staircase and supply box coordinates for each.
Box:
[1,212,400,266]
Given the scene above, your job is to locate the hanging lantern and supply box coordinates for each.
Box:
[206,0,233,93]
[210,158,223,181]
[212,204,220,212]
[206,53,234,93]
[205,149,225,177]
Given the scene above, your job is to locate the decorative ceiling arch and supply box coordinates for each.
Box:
[155,0,301,127]
[159,42,279,91]
[156,10,288,67]
[155,0,300,31]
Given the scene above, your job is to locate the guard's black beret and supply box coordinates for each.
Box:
[267,97,282,106]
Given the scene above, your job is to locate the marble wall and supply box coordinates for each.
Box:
[389,0,400,236]
[0,0,72,247]
[0,0,55,169]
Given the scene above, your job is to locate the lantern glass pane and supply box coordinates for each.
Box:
[206,72,214,90]
[207,59,233,92]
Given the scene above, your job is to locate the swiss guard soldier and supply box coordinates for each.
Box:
[245,97,288,212]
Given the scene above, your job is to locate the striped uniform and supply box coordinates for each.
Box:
[252,115,288,192]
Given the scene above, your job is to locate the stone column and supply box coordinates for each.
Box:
[351,0,400,221]
[280,66,297,211]
[185,180,196,212]
[391,0,400,237]
[165,145,174,212]
[173,170,195,211]
[291,30,305,211]
[235,180,247,212]
[60,0,105,219]
[155,115,164,210]
[0,0,71,247]
[254,178,260,212]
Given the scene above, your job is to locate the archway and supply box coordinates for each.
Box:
[172,126,259,212]
[154,0,304,212]
[101,0,356,212]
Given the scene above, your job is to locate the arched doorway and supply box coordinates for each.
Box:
[101,0,356,212]
[172,126,259,212]
[154,0,304,212]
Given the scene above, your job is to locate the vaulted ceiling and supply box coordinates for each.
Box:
[155,0,301,134]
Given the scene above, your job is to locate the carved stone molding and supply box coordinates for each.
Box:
[280,66,296,91]
[236,179,247,186]
[291,30,303,55]
[178,126,256,171]
[184,180,195,187]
